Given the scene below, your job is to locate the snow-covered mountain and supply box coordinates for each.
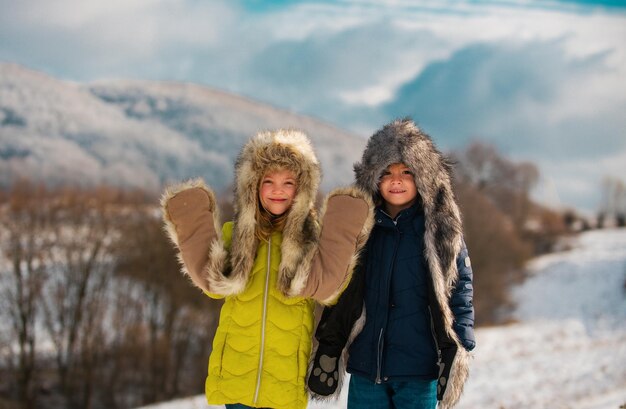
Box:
[0,63,365,192]
[136,228,626,409]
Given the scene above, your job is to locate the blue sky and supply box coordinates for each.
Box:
[1,0,625,213]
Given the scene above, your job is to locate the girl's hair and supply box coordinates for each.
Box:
[255,202,289,241]
[254,165,297,241]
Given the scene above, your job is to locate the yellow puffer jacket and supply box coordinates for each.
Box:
[206,222,315,409]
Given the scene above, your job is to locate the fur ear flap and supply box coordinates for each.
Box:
[279,212,320,297]
[439,347,472,409]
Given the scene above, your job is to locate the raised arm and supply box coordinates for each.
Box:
[161,179,221,294]
[299,186,375,305]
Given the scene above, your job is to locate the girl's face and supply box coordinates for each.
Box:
[259,169,298,216]
[379,163,417,218]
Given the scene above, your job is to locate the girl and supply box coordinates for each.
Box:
[308,119,476,409]
[161,129,374,409]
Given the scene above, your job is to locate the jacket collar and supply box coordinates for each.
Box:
[375,201,423,227]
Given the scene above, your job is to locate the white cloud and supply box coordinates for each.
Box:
[255,0,626,111]
[2,0,160,29]
[338,84,395,106]
[0,0,241,77]
[1,0,624,211]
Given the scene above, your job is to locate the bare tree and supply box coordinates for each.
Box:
[113,206,220,406]
[39,187,118,409]
[455,182,533,324]
[0,184,220,409]
[0,182,54,409]
[453,141,539,231]
[600,176,626,227]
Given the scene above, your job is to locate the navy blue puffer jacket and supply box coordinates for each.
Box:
[347,204,475,383]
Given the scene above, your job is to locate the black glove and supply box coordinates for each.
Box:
[307,343,341,396]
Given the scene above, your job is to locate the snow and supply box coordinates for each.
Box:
[136,228,626,409]
[0,63,364,192]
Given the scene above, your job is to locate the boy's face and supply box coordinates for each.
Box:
[379,163,417,217]
[259,169,298,216]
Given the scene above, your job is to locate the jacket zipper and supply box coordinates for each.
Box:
[254,236,271,404]
[375,217,401,384]
[375,328,384,383]
[428,306,442,366]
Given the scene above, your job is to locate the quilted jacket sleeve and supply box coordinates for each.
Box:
[450,240,476,351]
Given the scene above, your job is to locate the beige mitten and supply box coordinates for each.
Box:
[302,186,374,304]
[162,179,220,293]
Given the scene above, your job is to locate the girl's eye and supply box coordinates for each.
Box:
[262,180,272,184]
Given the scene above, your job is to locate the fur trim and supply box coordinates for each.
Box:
[206,239,243,295]
[217,129,322,297]
[311,186,375,305]
[440,348,472,409]
[161,179,221,293]
[354,118,468,404]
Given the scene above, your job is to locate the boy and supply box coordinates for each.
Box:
[308,118,475,409]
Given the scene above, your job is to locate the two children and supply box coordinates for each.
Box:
[161,129,373,409]
[162,119,475,409]
[308,118,476,409]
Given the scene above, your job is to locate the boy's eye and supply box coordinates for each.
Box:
[402,170,413,175]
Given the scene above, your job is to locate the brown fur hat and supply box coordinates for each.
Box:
[207,129,321,296]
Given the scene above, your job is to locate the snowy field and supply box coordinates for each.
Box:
[137,228,626,409]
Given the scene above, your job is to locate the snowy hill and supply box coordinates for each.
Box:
[458,228,626,409]
[135,228,626,409]
[0,63,364,192]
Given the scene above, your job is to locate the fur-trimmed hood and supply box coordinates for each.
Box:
[354,118,463,300]
[353,118,469,408]
[207,129,322,297]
